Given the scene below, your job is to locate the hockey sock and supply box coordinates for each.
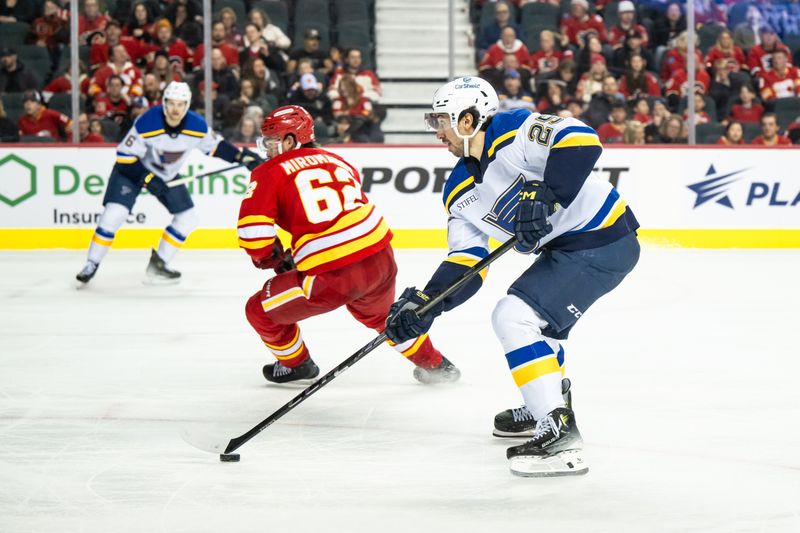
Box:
[157,209,198,264]
[492,294,565,420]
[387,334,443,368]
[262,325,310,368]
[87,203,128,264]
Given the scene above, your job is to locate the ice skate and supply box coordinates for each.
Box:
[76,261,99,284]
[263,358,320,384]
[144,249,181,284]
[506,407,588,477]
[493,378,572,438]
[413,356,461,384]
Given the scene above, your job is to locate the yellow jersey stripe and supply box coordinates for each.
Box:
[92,234,113,246]
[401,334,428,357]
[238,215,275,226]
[444,176,475,211]
[162,232,183,248]
[181,129,206,138]
[116,156,138,164]
[512,356,562,387]
[261,288,305,311]
[553,134,602,149]
[600,200,628,229]
[293,204,374,251]
[140,129,166,138]
[487,129,517,158]
[264,327,301,351]
[295,219,390,272]
[274,343,306,361]
[238,236,275,250]
[446,255,488,280]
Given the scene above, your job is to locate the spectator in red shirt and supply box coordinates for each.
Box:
[332,74,373,119]
[665,65,710,101]
[608,1,649,49]
[195,21,240,70]
[79,0,108,44]
[716,121,744,145]
[89,44,143,98]
[747,26,791,77]
[596,102,629,144]
[660,31,703,82]
[529,30,571,78]
[89,19,145,69]
[729,84,764,124]
[759,49,800,102]
[92,74,130,122]
[124,2,154,41]
[751,112,791,145]
[705,29,746,73]
[31,0,68,56]
[682,92,711,124]
[218,7,243,50]
[632,97,653,125]
[18,90,72,140]
[78,112,105,143]
[476,1,524,56]
[560,0,607,49]
[328,48,382,102]
[149,18,192,73]
[536,80,568,115]
[43,62,91,96]
[619,53,661,100]
[479,26,531,89]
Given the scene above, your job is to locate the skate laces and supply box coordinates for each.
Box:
[532,414,561,440]
[273,362,292,377]
[511,406,534,423]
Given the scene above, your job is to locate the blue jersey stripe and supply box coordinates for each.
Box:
[553,126,597,146]
[505,341,554,370]
[563,189,620,236]
[450,246,489,259]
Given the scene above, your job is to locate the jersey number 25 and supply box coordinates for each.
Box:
[295,166,362,224]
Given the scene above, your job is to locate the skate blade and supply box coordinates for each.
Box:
[509,449,588,478]
[492,428,535,438]
[142,274,181,286]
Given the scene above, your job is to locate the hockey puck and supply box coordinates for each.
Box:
[220,453,240,462]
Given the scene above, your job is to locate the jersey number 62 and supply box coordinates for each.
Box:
[295,166,363,224]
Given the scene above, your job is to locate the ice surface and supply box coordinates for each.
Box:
[1,247,799,533]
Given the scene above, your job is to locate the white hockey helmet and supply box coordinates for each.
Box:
[162,81,192,120]
[425,76,498,155]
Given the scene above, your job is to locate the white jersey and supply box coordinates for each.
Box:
[115,106,222,181]
[441,109,638,257]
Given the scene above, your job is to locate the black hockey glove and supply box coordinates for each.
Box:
[252,241,295,273]
[143,173,168,197]
[384,287,444,344]
[237,147,263,171]
[514,180,557,248]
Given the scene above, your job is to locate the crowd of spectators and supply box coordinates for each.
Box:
[0,0,384,144]
[472,0,800,145]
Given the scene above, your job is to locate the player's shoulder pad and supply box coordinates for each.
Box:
[181,110,209,137]
[442,159,476,212]
[548,116,601,150]
[134,106,166,136]
[485,108,532,160]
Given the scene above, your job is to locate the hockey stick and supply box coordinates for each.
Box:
[184,236,520,458]
[167,163,245,188]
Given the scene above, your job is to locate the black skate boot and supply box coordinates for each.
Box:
[76,261,99,284]
[263,358,320,384]
[413,356,461,384]
[493,378,571,438]
[145,249,181,283]
[506,407,587,477]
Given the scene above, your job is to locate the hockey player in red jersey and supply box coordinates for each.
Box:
[240,105,460,384]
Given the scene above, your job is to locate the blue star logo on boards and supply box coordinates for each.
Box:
[686,165,747,209]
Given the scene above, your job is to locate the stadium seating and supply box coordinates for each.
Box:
[521,3,560,30]
[47,93,86,118]
[292,0,332,52]
[253,0,290,33]
[695,122,724,144]
[2,93,25,123]
[17,45,52,86]
[0,22,30,49]
[742,122,762,142]
[213,0,247,27]
[774,96,800,129]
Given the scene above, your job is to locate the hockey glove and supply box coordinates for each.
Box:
[252,241,295,273]
[237,147,263,171]
[384,287,444,344]
[143,173,168,197]
[514,180,557,248]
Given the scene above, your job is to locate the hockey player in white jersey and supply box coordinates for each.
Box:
[76,81,262,284]
[385,76,640,477]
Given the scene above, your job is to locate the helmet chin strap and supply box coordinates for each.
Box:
[453,121,483,158]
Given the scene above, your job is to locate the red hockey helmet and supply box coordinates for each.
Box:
[260,105,316,146]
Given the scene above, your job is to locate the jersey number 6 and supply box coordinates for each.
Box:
[295,166,362,224]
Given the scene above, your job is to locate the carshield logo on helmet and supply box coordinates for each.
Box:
[0,154,36,207]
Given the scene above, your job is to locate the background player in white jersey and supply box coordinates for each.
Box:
[385,76,640,477]
[75,81,262,284]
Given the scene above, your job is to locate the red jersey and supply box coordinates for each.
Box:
[193,43,240,68]
[44,74,91,95]
[705,46,746,72]
[759,67,800,101]
[145,39,192,71]
[92,94,130,118]
[89,62,143,97]
[90,37,146,68]
[79,14,108,37]
[660,49,703,81]
[479,41,531,71]
[332,96,373,117]
[619,72,662,99]
[729,103,764,124]
[237,148,392,275]
[18,108,70,139]
[665,68,710,96]
[634,112,652,125]
[560,14,607,46]
[608,24,649,48]
[596,122,625,144]
[751,135,791,146]
[529,49,571,76]
[747,43,792,76]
